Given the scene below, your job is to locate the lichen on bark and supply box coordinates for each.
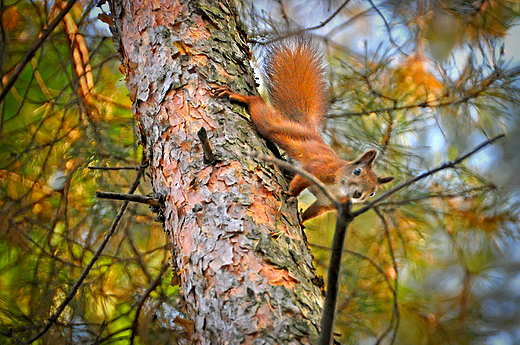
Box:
[109,0,324,343]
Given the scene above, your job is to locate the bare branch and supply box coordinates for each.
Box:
[130,262,169,345]
[307,0,351,31]
[249,0,352,45]
[247,151,341,207]
[96,191,162,207]
[0,0,78,104]
[88,166,139,171]
[248,151,351,345]
[319,133,504,344]
[353,133,506,217]
[309,242,394,294]
[26,154,148,343]
[330,63,508,119]
[374,208,400,345]
[377,184,496,207]
[319,202,352,345]
[367,0,408,56]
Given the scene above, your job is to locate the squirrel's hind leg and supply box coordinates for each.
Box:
[301,199,335,221]
[289,174,312,197]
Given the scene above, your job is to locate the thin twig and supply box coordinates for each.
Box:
[318,134,504,344]
[353,133,506,217]
[249,0,351,45]
[248,151,351,345]
[326,8,372,38]
[95,191,162,207]
[88,166,139,171]
[308,0,351,30]
[309,242,394,292]
[377,184,496,207]
[330,70,504,119]
[254,134,504,344]
[26,154,148,344]
[367,0,408,56]
[374,208,400,345]
[129,261,169,345]
[247,151,340,207]
[0,0,78,104]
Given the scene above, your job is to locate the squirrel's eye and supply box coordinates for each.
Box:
[353,168,362,176]
[370,192,376,197]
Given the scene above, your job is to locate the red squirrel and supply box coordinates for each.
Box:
[214,35,394,221]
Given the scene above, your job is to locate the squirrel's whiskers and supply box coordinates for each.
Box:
[215,34,394,221]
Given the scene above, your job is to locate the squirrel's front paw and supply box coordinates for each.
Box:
[210,84,232,98]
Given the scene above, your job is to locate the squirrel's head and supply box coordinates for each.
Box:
[336,150,394,203]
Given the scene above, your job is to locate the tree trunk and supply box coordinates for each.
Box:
[109,0,324,343]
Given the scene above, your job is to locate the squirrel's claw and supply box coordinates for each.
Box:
[210,84,232,98]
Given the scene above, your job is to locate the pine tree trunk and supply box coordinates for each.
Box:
[109,1,324,343]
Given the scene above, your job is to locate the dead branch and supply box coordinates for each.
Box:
[26,154,148,344]
[95,191,162,207]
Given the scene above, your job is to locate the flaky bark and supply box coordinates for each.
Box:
[109,0,323,343]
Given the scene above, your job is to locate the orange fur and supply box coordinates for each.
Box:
[215,35,394,221]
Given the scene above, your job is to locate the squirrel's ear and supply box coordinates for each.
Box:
[355,150,378,165]
[378,176,394,184]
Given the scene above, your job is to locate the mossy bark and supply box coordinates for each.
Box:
[109,0,323,343]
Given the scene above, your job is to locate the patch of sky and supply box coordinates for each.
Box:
[468,132,503,173]
[473,268,506,297]
[487,330,514,345]
[507,272,520,298]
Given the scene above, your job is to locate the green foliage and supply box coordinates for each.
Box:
[1,0,520,344]
[242,0,520,344]
[0,2,184,344]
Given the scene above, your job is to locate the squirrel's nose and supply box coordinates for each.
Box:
[353,190,362,199]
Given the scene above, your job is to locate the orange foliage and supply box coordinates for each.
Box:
[459,0,516,40]
[444,197,512,234]
[3,6,20,32]
[393,53,444,102]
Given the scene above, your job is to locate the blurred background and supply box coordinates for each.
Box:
[0,0,519,344]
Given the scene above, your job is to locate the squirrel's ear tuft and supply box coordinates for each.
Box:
[378,176,394,184]
[355,150,378,165]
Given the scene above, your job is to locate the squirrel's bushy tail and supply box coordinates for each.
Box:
[263,35,329,130]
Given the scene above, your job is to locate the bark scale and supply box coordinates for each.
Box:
[109,0,324,343]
